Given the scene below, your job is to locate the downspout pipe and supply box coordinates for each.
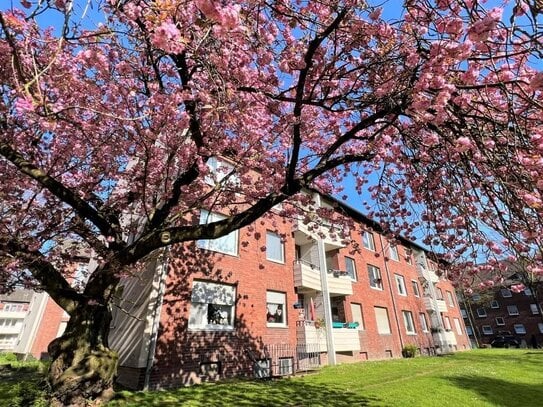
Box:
[143,247,170,390]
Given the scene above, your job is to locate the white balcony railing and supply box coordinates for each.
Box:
[292,219,346,249]
[0,311,26,319]
[293,261,353,295]
[296,321,361,352]
[293,261,322,291]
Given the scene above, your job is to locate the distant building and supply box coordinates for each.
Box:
[460,272,543,348]
[0,246,90,359]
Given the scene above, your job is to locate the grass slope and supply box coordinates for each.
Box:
[110,349,543,407]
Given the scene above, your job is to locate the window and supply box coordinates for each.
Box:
[2,303,24,312]
[362,231,376,251]
[524,288,533,296]
[482,325,493,335]
[501,288,512,298]
[395,274,407,296]
[507,305,519,316]
[514,324,526,334]
[278,357,294,375]
[472,294,481,302]
[460,309,468,318]
[350,303,364,330]
[490,300,499,309]
[446,291,455,307]
[435,287,444,300]
[389,245,400,261]
[530,303,540,315]
[495,317,505,326]
[73,262,89,292]
[266,231,285,263]
[374,306,391,334]
[466,326,474,335]
[443,315,451,331]
[0,334,18,347]
[198,210,238,255]
[266,291,287,327]
[539,323,543,334]
[189,281,236,330]
[368,265,383,290]
[402,311,416,334]
[453,318,463,335]
[205,157,239,186]
[476,308,487,318]
[411,280,420,297]
[344,257,357,281]
[406,254,413,265]
[419,313,429,332]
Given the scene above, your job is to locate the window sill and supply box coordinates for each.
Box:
[188,326,235,332]
[267,324,288,329]
[266,258,285,265]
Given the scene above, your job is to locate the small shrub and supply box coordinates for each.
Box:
[0,352,18,363]
[402,344,418,358]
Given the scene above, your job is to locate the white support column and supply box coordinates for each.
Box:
[315,193,336,365]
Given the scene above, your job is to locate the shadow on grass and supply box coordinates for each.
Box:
[446,375,543,407]
[0,363,48,407]
[111,377,379,406]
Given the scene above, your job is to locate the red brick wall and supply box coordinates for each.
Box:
[31,297,66,359]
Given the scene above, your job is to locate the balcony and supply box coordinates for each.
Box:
[292,219,346,250]
[417,265,439,283]
[0,325,23,335]
[327,272,353,296]
[293,262,353,295]
[0,311,26,319]
[296,321,327,352]
[294,260,322,292]
[423,297,448,313]
[333,327,361,352]
[296,321,361,352]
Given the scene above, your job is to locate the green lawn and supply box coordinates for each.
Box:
[2,350,542,406]
[110,349,543,407]
[0,354,48,407]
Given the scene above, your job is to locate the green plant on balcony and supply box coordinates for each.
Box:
[402,344,418,358]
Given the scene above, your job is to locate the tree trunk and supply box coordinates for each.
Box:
[47,302,118,406]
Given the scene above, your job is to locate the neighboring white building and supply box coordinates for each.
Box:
[0,289,34,352]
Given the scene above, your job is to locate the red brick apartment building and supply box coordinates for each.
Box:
[460,274,543,348]
[109,191,470,390]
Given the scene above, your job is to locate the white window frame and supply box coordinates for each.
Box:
[460,309,468,318]
[362,231,376,251]
[507,305,519,316]
[389,245,400,261]
[374,306,391,335]
[266,231,285,264]
[530,303,540,315]
[350,302,364,330]
[443,315,452,331]
[476,308,487,318]
[368,265,383,290]
[266,291,287,328]
[524,288,533,296]
[482,325,493,335]
[402,310,416,334]
[419,313,429,332]
[490,300,499,309]
[345,257,357,281]
[395,274,407,296]
[2,303,24,312]
[539,323,543,334]
[189,280,236,331]
[466,326,474,335]
[197,210,238,256]
[205,157,239,187]
[446,291,455,307]
[453,318,463,335]
[501,288,512,298]
[495,317,505,326]
[411,280,420,297]
[514,324,526,335]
